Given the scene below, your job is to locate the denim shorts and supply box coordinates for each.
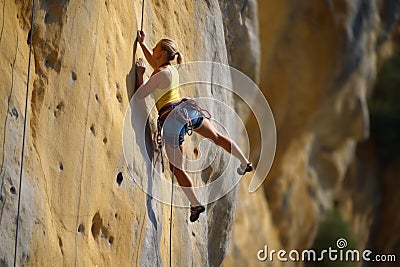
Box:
[160,107,204,146]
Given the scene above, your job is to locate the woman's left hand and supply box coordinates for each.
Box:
[137,30,145,44]
[135,58,146,75]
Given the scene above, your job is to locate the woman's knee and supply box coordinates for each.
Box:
[169,164,191,186]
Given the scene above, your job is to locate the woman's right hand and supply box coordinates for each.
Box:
[137,30,145,44]
[135,58,146,75]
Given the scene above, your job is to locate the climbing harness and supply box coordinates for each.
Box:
[178,98,211,136]
[13,0,35,266]
[157,98,210,144]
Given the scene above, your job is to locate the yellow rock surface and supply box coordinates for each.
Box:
[1,0,399,266]
[0,0,234,266]
[224,1,400,266]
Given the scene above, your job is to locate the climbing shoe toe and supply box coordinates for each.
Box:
[237,162,254,175]
[190,205,205,222]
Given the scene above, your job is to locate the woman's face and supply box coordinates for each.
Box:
[152,42,165,60]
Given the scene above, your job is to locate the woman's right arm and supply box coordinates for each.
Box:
[135,68,171,99]
[137,30,156,69]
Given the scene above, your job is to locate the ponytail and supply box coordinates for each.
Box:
[175,52,182,64]
[160,38,183,64]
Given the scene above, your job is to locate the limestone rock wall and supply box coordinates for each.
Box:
[1,0,400,266]
[223,0,400,266]
[0,0,239,266]
[257,0,377,250]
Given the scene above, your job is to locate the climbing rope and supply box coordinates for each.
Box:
[136,0,174,265]
[169,171,174,267]
[169,112,176,267]
[133,0,175,266]
[140,0,145,32]
[14,0,35,266]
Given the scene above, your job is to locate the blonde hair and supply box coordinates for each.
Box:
[160,38,183,64]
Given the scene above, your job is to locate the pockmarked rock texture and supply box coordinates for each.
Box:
[1,0,400,266]
[0,0,238,266]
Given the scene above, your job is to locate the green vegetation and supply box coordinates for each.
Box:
[368,52,400,162]
[308,209,357,267]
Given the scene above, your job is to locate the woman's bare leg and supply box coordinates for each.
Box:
[194,119,250,166]
[165,144,202,207]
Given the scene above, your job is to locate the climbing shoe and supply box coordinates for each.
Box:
[190,205,205,222]
[237,162,254,175]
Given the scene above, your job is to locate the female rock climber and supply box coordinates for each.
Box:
[134,30,253,222]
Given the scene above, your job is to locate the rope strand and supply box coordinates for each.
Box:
[135,0,174,265]
[14,0,35,266]
[169,172,174,267]
[169,111,176,267]
[140,0,145,31]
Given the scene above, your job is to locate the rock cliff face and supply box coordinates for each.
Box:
[224,0,400,266]
[1,0,399,266]
[0,0,237,266]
